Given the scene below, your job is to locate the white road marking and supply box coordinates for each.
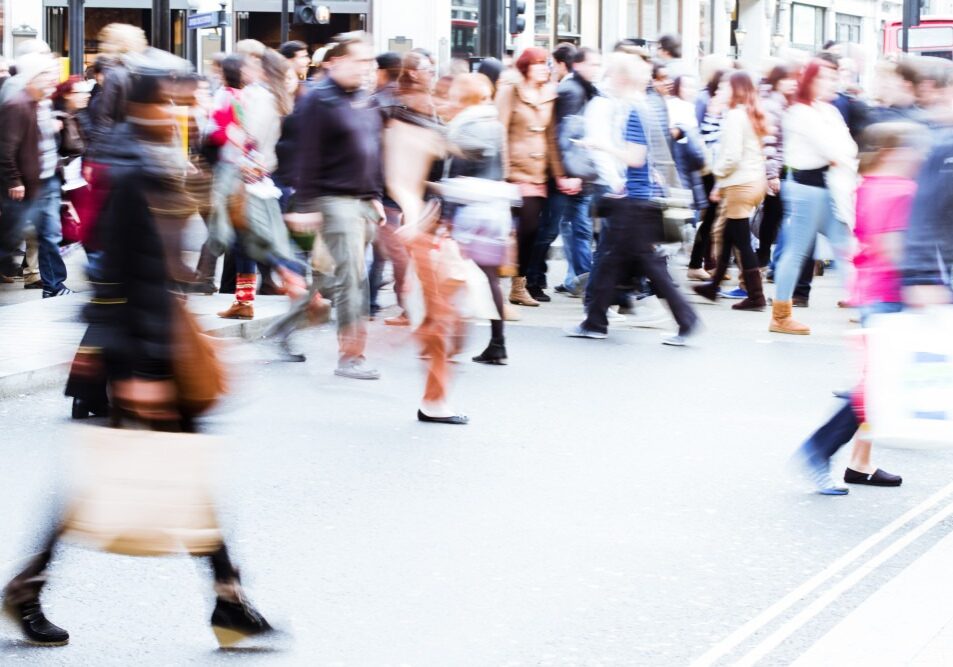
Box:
[736,494,953,666]
[689,479,953,667]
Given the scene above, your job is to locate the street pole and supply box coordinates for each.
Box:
[280,0,289,45]
[220,1,227,52]
[68,0,85,75]
[151,0,171,52]
[479,0,503,59]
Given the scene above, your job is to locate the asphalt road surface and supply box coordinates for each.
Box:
[2,267,952,666]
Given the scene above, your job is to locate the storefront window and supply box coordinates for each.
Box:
[642,0,657,41]
[791,3,825,52]
[535,0,551,50]
[451,0,479,59]
[556,0,580,41]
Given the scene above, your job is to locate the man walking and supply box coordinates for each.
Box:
[566,54,699,345]
[0,52,71,296]
[295,32,384,379]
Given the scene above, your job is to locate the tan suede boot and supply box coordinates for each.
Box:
[509,276,539,307]
[770,300,810,335]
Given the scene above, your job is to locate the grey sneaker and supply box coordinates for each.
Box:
[564,323,607,339]
[335,356,381,380]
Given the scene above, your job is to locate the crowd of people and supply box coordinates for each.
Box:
[4,21,953,647]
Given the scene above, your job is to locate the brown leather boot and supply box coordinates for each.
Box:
[733,269,766,311]
[509,276,539,307]
[218,301,254,320]
[770,300,810,334]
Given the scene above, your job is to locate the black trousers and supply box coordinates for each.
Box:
[688,173,717,270]
[757,193,783,267]
[584,198,698,335]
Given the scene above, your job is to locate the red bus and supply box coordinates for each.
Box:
[883,17,953,59]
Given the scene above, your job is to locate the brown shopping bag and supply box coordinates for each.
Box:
[61,426,223,556]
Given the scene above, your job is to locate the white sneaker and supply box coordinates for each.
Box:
[628,296,671,329]
[606,308,626,323]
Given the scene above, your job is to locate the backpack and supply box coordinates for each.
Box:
[558,114,599,182]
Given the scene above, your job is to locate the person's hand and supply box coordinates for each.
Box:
[767,178,781,196]
[709,188,721,203]
[904,285,953,308]
[370,199,386,226]
[557,177,583,195]
[7,185,24,201]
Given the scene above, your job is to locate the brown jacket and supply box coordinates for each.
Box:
[0,90,42,199]
[496,81,564,185]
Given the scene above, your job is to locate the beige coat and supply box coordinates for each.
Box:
[496,81,564,185]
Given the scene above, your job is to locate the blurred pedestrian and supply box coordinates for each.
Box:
[402,199,469,424]
[566,54,699,345]
[12,49,275,647]
[692,70,768,311]
[758,64,796,271]
[771,59,857,335]
[0,52,72,296]
[445,72,510,365]
[793,121,924,494]
[294,32,385,380]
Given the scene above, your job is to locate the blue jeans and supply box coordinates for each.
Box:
[550,190,594,290]
[799,399,860,468]
[775,180,850,302]
[859,301,903,327]
[0,177,67,294]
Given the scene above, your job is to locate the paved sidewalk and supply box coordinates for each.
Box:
[0,293,287,398]
[793,527,953,666]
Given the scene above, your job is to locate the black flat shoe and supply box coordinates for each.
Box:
[844,467,902,487]
[417,410,468,425]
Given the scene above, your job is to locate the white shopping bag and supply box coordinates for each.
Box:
[865,307,953,448]
[62,425,223,556]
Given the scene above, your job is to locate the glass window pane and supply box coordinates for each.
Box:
[909,26,953,49]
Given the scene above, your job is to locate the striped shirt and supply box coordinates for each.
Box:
[36,100,58,180]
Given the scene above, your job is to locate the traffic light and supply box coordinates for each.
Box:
[509,0,526,35]
[294,0,317,25]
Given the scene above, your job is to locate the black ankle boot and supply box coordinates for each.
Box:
[472,338,507,365]
[210,594,273,647]
[3,597,69,646]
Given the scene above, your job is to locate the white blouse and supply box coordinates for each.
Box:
[783,102,857,172]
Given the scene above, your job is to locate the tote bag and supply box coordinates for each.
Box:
[865,307,953,448]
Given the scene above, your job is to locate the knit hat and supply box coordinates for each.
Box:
[14,52,55,84]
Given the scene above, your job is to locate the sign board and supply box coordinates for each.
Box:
[188,11,221,30]
[388,36,413,54]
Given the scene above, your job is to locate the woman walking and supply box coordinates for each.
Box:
[758,64,797,270]
[218,50,307,322]
[770,59,858,335]
[686,70,729,281]
[496,47,574,307]
[693,71,768,311]
[444,73,510,365]
[12,49,274,647]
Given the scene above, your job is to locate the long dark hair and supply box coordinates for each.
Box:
[728,70,768,138]
[705,69,726,99]
[221,53,244,89]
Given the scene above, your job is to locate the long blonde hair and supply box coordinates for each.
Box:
[261,49,294,117]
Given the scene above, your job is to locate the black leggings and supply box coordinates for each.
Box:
[515,196,546,278]
[709,218,758,284]
[480,264,505,340]
[688,173,716,269]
